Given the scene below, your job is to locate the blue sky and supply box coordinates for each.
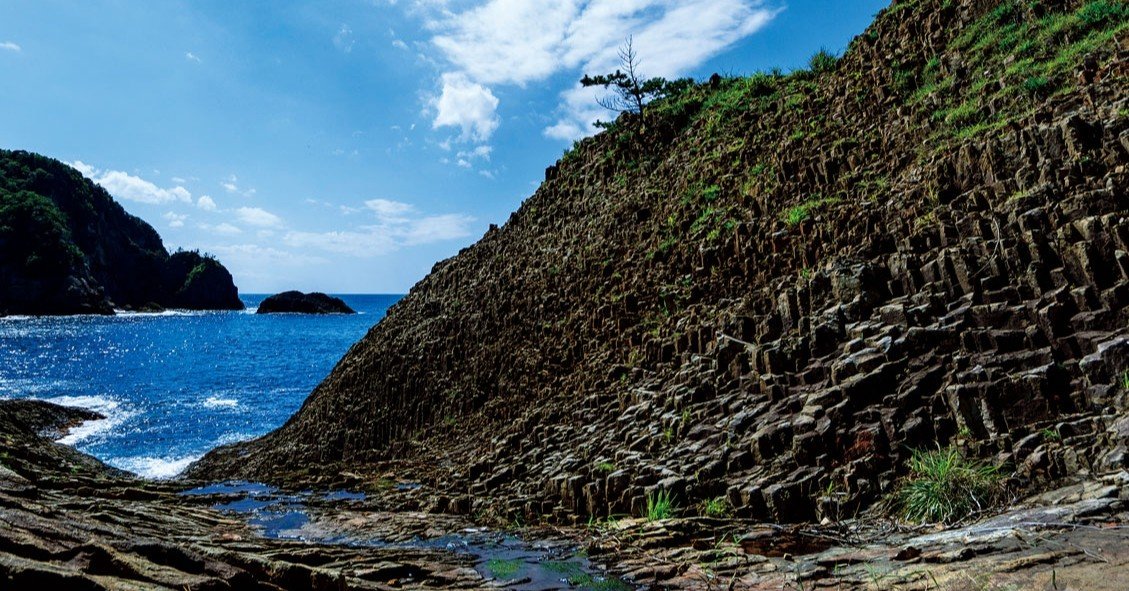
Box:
[0,0,888,293]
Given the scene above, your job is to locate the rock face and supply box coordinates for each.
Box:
[0,150,244,315]
[191,0,1129,528]
[257,291,356,314]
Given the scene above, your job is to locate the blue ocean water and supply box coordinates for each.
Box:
[0,294,399,478]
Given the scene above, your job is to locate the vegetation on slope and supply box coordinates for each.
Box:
[0,149,244,314]
[192,0,1128,527]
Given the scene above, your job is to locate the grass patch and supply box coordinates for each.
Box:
[485,558,522,579]
[595,461,616,473]
[897,447,1003,524]
[809,48,839,74]
[782,195,841,226]
[698,496,731,518]
[645,489,677,520]
[1021,75,1051,96]
[543,561,631,591]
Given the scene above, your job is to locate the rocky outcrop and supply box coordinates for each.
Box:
[0,150,244,315]
[0,399,489,590]
[257,291,356,314]
[192,0,1128,530]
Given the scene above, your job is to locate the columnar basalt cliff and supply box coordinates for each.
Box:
[192,0,1129,528]
[0,149,243,315]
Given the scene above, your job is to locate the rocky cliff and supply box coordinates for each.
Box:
[191,0,1129,528]
[0,149,243,315]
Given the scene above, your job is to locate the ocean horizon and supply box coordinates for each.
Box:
[0,293,401,478]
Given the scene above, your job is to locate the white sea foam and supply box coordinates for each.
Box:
[112,454,202,479]
[40,394,137,446]
[215,431,255,446]
[203,395,240,409]
[114,309,208,318]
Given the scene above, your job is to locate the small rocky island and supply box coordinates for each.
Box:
[256,291,355,314]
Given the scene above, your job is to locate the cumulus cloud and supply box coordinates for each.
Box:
[401,213,477,245]
[284,229,397,257]
[163,212,188,228]
[185,51,201,63]
[69,161,193,205]
[455,144,492,168]
[417,0,779,142]
[221,174,256,197]
[235,207,283,228]
[199,222,242,236]
[283,199,474,258]
[365,198,415,221]
[206,244,329,280]
[1,41,21,53]
[431,72,499,142]
[196,195,217,211]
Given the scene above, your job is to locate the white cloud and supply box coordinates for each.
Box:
[430,72,500,142]
[1,41,21,53]
[415,0,779,142]
[365,198,415,221]
[221,174,257,197]
[69,161,193,205]
[235,207,283,228]
[334,24,355,53]
[283,199,474,258]
[208,244,328,269]
[402,213,476,245]
[284,229,398,257]
[197,195,218,211]
[199,222,242,236]
[163,212,188,228]
[185,51,201,63]
[392,39,409,50]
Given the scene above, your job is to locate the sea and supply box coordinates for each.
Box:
[0,294,400,479]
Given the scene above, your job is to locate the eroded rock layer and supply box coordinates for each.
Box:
[191,0,1129,525]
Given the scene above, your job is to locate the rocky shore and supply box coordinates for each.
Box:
[4,0,1129,589]
[3,399,1129,589]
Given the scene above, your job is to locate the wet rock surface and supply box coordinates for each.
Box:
[0,400,491,590]
[257,291,356,315]
[4,399,1129,589]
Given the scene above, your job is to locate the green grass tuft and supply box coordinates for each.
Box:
[645,489,677,521]
[897,447,1003,524]
[698,496,731,518]
[1077,0,1129,25]
[809,48,839,74]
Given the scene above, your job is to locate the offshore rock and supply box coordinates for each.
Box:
[257,291,356,314]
